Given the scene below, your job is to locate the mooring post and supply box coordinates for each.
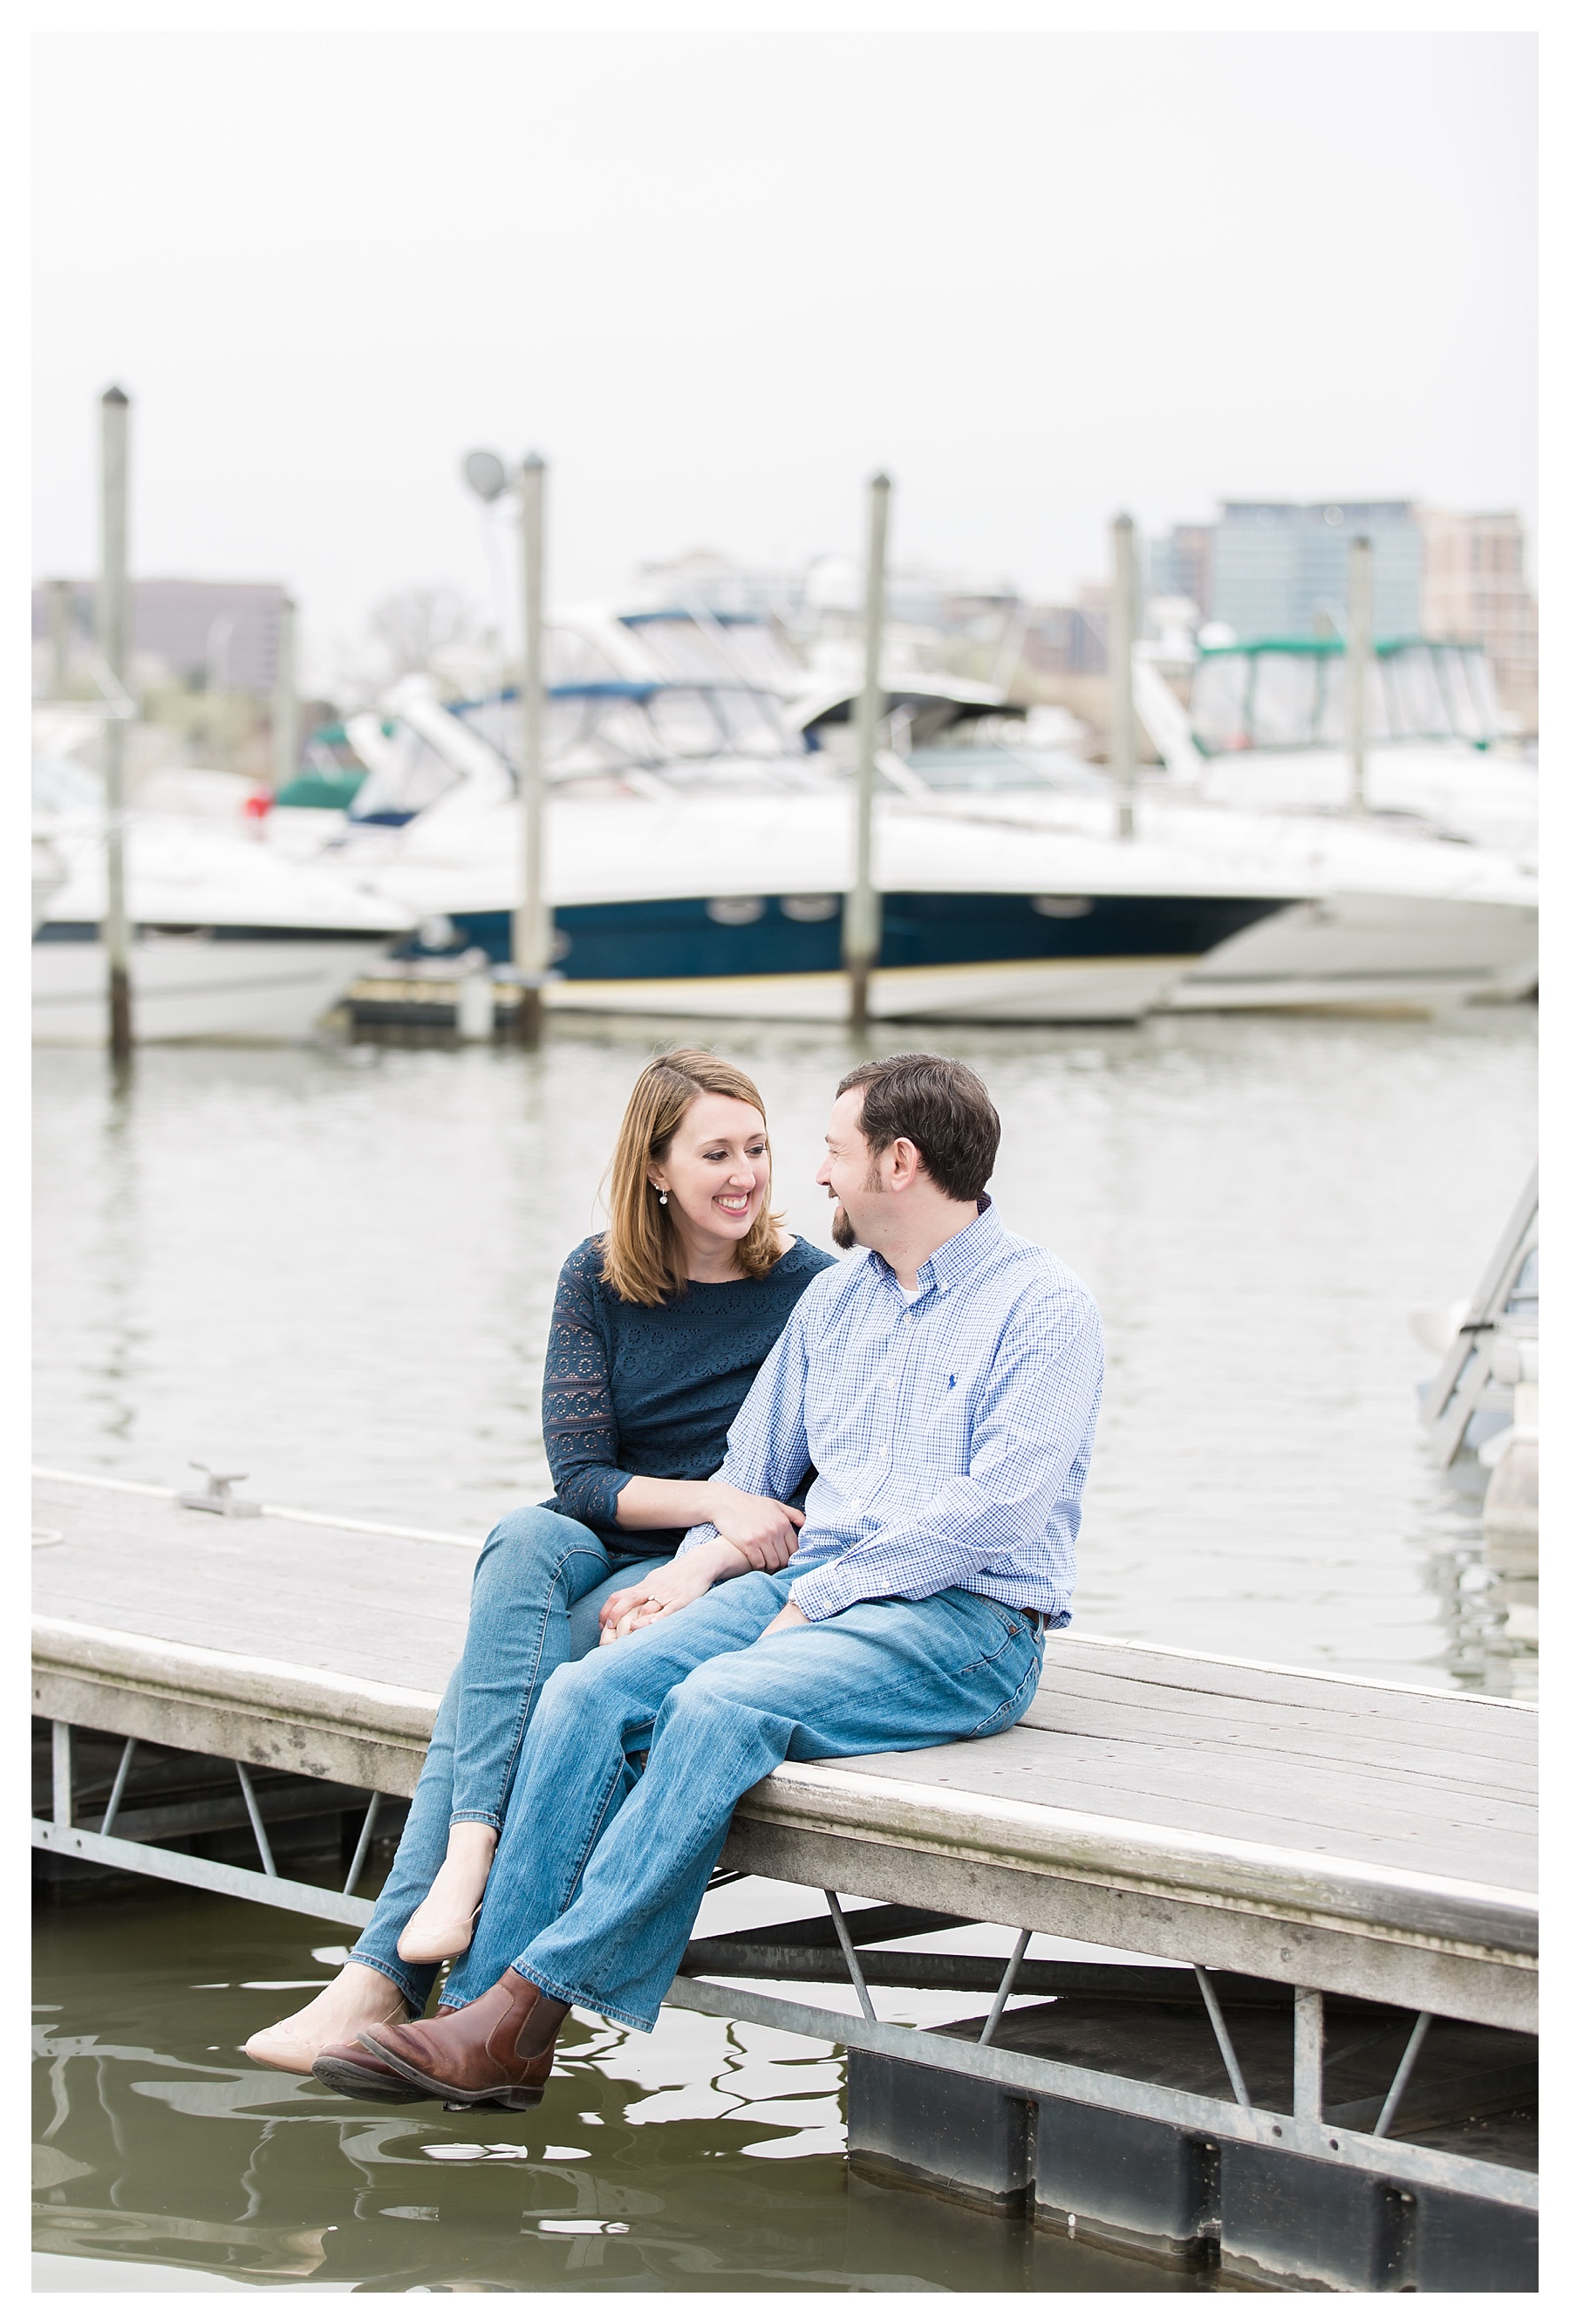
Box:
[49,577,74,695]
[1293,1986,1323,2121]
[844,470,890,1032]
[1109,510,1139,841]
[514,450,551,1049]
[1347,533,1372,817]
[272,594,298,798]
[99,386,133,1064]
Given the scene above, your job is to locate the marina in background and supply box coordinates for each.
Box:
[33,416,1539,2300]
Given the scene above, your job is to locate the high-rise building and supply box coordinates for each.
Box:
[1207,502,1423,643]
[1147,523,1213,618]
[1419,509,1537,721]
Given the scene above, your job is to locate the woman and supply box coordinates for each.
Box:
[246,1049,835,2075]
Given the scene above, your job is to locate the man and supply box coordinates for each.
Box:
[317,1052,1102,2109]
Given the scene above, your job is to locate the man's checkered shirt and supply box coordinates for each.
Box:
[677,1196,1103,1623]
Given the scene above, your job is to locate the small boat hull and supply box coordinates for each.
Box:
[32,933,397,1044]
[1165,893,1539,1015]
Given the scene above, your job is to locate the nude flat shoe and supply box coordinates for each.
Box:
[396,1902,482,1966]
[245,1994,409,2075]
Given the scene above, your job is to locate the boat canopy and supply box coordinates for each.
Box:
[1189,639,1501,755]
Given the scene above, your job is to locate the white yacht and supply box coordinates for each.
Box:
[32,753,413,1043]
[1143,637,1538,863]
[324,606,1536,1023]
[334,680,1300,1024]
[904,763,1537,1015]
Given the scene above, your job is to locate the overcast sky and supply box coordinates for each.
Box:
[33,28,1536,688]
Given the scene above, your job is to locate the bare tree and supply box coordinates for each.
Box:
[368,586,481,680]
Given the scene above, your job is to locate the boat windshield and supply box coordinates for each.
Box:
[619,612,803,694]
[455,683,802,777]
[1190,641,1501,754]
[347,727,463,823]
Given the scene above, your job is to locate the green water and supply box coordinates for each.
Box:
[33,1891,1204,2294]
[33,1008,1537,2287]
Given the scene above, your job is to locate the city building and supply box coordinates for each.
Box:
[1147,523,1213,620]
[1419,508,1538,721]
[1207,502,1424,643]
[1020,594,1108,677]
[32,578,289,694]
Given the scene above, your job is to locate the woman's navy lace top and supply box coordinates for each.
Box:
[541,1235,839,1558]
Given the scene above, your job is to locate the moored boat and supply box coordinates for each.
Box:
[33,756,413,1044]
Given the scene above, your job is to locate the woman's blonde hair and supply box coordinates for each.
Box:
[598,1049,788,1305]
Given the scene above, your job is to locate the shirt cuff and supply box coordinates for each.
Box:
[785,1563,847,1622]
[678,1521,720,1557]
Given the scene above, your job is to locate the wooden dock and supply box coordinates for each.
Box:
[32,1468,1538,2291]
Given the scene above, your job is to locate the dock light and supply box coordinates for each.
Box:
[463,448,509,504]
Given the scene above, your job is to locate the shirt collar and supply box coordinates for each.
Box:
[871,1192,999,1301]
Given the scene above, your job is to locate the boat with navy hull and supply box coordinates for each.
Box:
[336,686,1294,1022]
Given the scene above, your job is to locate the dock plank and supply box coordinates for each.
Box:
[32,1472,1538,2029]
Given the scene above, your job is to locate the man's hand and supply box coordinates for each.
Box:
[598,1540,742,1641]
[704,1483,805,1570]
[761,1598,809,1637]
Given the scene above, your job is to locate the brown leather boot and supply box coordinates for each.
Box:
[312,2006,460,2104]
[359,1971,570,2109]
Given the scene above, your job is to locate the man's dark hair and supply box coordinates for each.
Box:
[836,1053,1000,1201]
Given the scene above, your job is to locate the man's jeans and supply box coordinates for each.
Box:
[352,1504,662,2012]
[443,1569,1044,2031]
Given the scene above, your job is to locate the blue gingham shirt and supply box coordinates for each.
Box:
[677,1198,1102,1624]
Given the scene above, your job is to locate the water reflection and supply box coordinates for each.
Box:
[33,1894,1194,2293]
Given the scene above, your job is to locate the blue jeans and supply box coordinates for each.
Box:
[442,1569,1044,2031]
[351,1503,663,2011]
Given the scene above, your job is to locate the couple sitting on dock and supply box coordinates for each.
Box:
[248,1045,1103,2109]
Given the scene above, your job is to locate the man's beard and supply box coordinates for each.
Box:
[830,1201,857,1250]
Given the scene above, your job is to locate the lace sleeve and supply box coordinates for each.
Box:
[541,1245,632,1530]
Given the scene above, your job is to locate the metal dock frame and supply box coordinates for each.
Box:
[35,1702,1536,2289]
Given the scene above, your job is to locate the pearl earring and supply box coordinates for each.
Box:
[657,1189,668,1206]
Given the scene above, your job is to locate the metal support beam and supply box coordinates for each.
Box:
[51,1721,72,1828]
[824,1890,877,2021]
[1195,1964,1252,2108]
[99,1736,136,1838]
[979,1928,1032,2047]
[34,1817,374,1927]
[1294,1986,1324,2122]
[1375,2010,1434,2138]
[344,1790,381,1895]
[666,1974,1535,2212]
[234,1761,276,1878]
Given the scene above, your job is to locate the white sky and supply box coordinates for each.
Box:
[32,27,1536,687]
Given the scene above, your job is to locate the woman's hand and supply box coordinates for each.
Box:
[598,1540,742,1641]
[703,1483,805,1570]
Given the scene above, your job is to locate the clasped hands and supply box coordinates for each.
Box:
[597,1482,811,1643]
